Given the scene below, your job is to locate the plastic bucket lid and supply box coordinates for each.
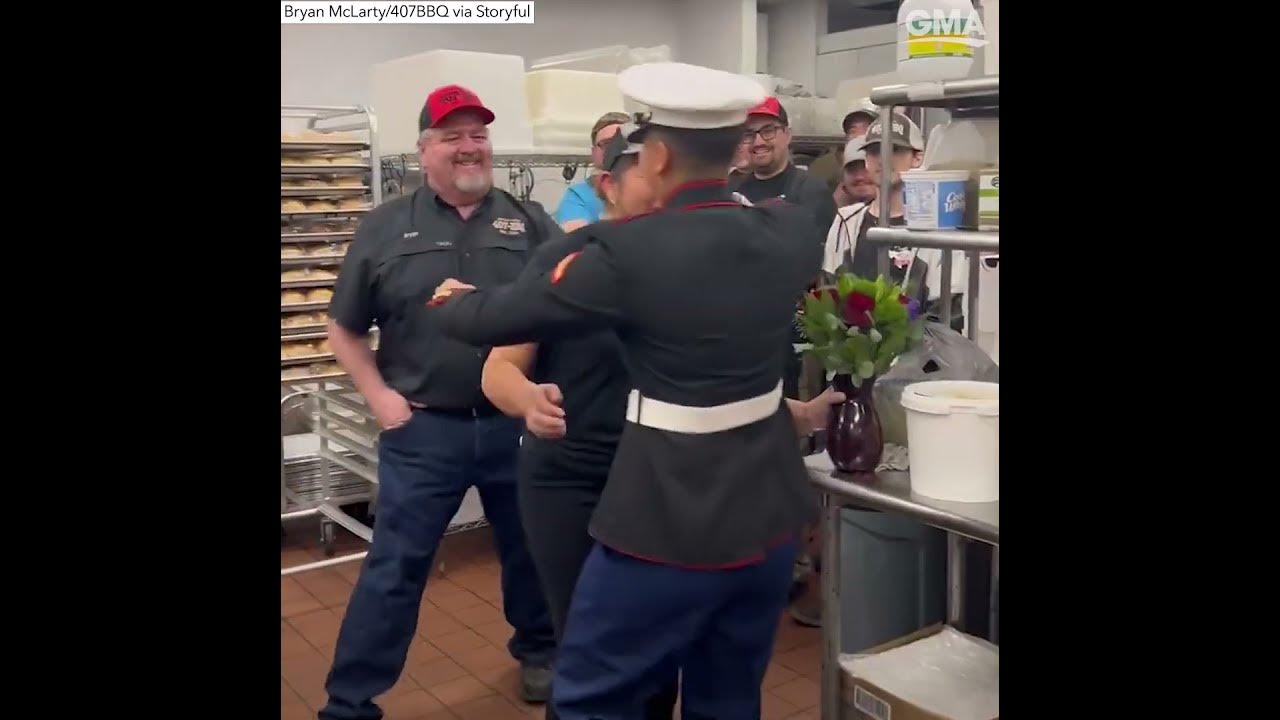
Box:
[902,169,971,183]
[900,381,999,417]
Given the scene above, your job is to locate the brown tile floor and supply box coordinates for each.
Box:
[282,520,822,720]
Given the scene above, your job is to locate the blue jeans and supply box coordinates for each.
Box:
[320,410,555,720]
[553,541,799,720]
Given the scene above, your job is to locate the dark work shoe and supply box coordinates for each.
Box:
[520,663,553,704]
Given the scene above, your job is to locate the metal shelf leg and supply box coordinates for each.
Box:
[820,495,842,719]
[947,534,966,627]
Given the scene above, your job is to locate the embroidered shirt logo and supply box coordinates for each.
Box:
[492,217,526,236]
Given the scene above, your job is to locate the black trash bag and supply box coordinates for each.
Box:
[874,323,1000,447]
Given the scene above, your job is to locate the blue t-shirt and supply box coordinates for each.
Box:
[554,179,603,225]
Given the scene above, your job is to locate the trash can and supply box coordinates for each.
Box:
[838,509,947,653]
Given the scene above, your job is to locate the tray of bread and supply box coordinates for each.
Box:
[281,184,369,197]
[281,231,356,242]
[282,287,334,310]
[281,267,339,289]
[281,335,335,365]
[281,198,372,216]
[281,362,346,384]
[281,130,369,148]
[281,311,329,334]
[281,255,346,267]
[281,242,350,256]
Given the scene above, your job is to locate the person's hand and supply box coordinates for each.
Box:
[799,386,846,435]
[369,386,413,431]
[427,278,476,306]
[523,383,567,439]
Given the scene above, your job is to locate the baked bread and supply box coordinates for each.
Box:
[281,290,307,305]
[314,311,330,323]
[281,131,304,143]
[281,313,315,328]
[281,199,307,213]
[281,269,311,281]
[337,198,369,210]
[328,153,363,164]
[307,288,333,302]
[280,246,305,258]
[300,155,330,166]
[282,343,318,358]
[332,175,363,187]
[316,339,332,355]
[308,268,337,280]
[307,200,338,211]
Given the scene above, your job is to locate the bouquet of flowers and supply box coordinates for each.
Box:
[797,274,926,386]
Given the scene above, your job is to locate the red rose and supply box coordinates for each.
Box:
[843,292,876,328]
[899,294,910,305]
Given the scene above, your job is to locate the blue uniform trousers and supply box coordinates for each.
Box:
[552,540,799,720]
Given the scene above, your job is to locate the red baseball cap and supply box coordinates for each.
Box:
[746,96,789,126]
[418,84,495,131]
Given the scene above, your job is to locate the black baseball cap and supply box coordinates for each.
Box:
[602,125,642,172]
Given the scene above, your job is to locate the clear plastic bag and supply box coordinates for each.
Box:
[874,323,1000,446]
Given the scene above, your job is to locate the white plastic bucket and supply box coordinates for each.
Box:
[900,381,999,502]
[903,170,971,230]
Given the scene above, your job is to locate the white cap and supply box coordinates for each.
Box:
[843,138,866,166]
[619,62,767,140]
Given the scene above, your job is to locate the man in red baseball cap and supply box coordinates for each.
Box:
[319,83,561,719]
[730,96,836,235]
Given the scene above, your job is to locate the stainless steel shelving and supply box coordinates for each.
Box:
[281,105,385,572]
[817,75,1000,720]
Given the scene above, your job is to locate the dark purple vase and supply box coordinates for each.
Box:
[826,373,883,473]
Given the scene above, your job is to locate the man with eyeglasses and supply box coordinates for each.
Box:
[554,111,631,232]
[729,96,837,238]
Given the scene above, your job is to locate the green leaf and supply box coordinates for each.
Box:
[837,274,856,297]
[794,343,814,353]
[824,314,842,331]
[869,328,883,343]
[858,361,875,379]
[846,333,874,365]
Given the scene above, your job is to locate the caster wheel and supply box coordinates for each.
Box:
[321,520,336,557]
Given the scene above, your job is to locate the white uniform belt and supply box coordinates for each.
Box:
[625,382,783,435]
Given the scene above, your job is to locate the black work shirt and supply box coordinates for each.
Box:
[329,186,561,410]
[518,230,628,485]
[731,163,837,240]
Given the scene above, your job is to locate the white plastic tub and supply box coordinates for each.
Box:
[900,381,999,502]
[903,169,971,230]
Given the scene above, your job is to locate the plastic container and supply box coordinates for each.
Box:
[839,509,947,653]
[903,170,970,230]
[922,112,999,170]
[529,45,672,73]
[525,70,624,149]
[371,49,533,155]
[900,381,999,502]
[897,0,979,83]
[978,168,998,229]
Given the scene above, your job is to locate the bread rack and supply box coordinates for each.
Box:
[281,104,384,572]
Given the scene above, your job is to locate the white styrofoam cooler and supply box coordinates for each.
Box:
[526,70,624,149]
[371,49,534,156]
[901,381,999,503]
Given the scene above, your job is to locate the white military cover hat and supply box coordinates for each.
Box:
[618,62,767,141]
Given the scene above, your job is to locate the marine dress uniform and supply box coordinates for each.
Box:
[430,63,822,720]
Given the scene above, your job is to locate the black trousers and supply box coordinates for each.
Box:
[519,467,679,719]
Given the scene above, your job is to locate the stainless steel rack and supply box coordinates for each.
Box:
[281,105,384,572]
[817,75,1000,720]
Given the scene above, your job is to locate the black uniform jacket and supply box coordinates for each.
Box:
[435,179,822,567]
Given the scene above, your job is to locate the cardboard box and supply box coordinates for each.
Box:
[841,624,998,720]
